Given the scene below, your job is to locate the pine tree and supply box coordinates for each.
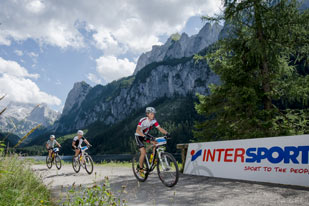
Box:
[194,0,309,141]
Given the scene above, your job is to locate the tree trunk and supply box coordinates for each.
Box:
[254,1,272,110]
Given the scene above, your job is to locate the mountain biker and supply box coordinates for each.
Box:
[72,130,91,159]
[46,135,61,158]
[135,107,169,177]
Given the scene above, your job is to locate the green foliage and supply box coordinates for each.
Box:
[171,33,181,41]
[195,0,309,141]
[0,155,52,206]
[61,177,126,206]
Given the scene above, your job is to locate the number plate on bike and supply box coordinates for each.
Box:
[155,137,167,146]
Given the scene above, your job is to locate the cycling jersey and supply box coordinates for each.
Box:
[73,136,85,148]
[135,117,160,136]
[46,140,58,149]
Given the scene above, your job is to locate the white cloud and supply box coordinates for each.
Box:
[14,50,24,56]
[95,56,135,83]
[87,73,102,84]
[28,52,38,57]
[0,0,222,54]
[25,0,45,14]
[0,57,61,106]
[0,57,39,78]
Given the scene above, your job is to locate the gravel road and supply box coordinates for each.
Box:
[32,164,309,206]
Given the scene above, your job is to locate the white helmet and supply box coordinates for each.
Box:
[146,107,156,114]
[77,130,84,136]
[50,135,55,139]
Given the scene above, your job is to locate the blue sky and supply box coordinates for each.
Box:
[0,0,221,111]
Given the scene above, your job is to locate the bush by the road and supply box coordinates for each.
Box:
[61,176,127,206]
[0,154,52,206]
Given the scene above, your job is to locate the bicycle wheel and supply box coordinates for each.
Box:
[72,156,80,173]
[55,155,62,170]
[132,154,148,182]
[157,152,179,187]
[84,155,94,175]
[46,156,52,169]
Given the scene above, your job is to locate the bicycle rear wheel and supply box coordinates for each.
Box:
[72,156,80,173]
[55,155,62,170]
[157,152,179,187]
[84,155,94,174]
[132,154,148,182]
[46,156,52,169]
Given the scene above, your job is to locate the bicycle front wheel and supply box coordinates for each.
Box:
[55,155,62,170]
[72,156,80,173]
[46,156,52,169]
[132,154,148,182]
[84,155,94,174]
[157,152,179,187]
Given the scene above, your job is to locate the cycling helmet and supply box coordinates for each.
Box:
[146,107,156,114]
[50,135,55,139]
[77,130,84,136]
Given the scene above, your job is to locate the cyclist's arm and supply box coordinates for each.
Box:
[136,126,145,137]
[84,139,90,146]
[157,126,168,135]
[45,143,49,149]
[72,141,77,149]
[56,140,61,147]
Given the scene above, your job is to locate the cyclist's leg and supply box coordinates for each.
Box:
[48,148,52,158]
[139,147,146,169]
[74,148,80,158]
[135,135,146,169]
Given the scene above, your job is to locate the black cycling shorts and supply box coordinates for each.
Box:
[135,135,154,148]
[72,146,80,150]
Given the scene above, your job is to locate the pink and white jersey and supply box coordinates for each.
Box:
[135,117,160,136]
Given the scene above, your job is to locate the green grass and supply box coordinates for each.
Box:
[0,154,53,206]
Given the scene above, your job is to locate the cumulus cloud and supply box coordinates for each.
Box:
[0,0,222,54]
[0,57,61,106]
[95,56,135,83]
[14,50,24,56]
[0,57,39,78]
[87,73,102,84]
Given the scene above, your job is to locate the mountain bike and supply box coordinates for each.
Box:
[72,145,94,174]
[132,136,179,187]
[46,147,62,170]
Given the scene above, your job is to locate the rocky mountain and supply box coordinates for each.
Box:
[0,102,60,138]
[133,23,222,75]
[54,52,220,133]
[25,22,223,154]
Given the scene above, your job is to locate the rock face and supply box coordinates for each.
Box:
[62,81,92,116]
[0,102,60,137]
[53,23,223,133]
[27,103,60,127]
[54,58,220,133]
[133,23,223,75]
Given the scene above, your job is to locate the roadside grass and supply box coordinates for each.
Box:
[60,177,127,206]
[0,154,53,206]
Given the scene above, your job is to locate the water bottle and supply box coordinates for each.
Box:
[149,153,154,163]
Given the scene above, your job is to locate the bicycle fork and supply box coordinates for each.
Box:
[157,147,169,171]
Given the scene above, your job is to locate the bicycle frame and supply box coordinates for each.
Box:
[144,139,167,173]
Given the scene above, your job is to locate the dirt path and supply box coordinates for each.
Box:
[32,164,309,206]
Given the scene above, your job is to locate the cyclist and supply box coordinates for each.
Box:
[135,107,169,177]
[72,130,91,160]
[46,135,61,159]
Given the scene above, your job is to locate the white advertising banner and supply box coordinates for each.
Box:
[184,135,309,187]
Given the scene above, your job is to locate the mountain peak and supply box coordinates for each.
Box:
[61,81,92,116]
[133,23,223,75]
